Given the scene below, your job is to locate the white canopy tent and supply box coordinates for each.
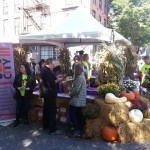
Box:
[19,6,112,47]
[113,30,131,45]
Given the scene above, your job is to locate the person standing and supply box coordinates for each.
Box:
[35,59,45,83]
[29,58,36,74]
[69,63,87,138]
[140,56,150,94]
[13,63,36,127]
[40,58,63,134]
[72,55,81,77]
[82,54,91,85]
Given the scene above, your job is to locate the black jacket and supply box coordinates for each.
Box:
[40,66,57,97]
[13,73,36,97]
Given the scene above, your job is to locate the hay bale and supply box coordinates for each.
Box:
[144,108,150,118]
[85,118,111,138]
[96,99,114,123]
[30,95,44,107]
[110,103,130,127]
[118,119,150,143]
[139,95,150,118]
[96,98,129,127]
[138,95,150,105]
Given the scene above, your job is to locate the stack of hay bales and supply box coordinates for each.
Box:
[118,119,150,143]
[85,97,150,143]
[29,95,44,122]
[139,95,150,118]
[85,98,129,138]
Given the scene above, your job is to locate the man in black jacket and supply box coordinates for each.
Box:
[40,58,63,134]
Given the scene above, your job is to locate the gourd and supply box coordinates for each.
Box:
[105,93,127,104]
[102,126,118,142]
[120,90,135,101]
[129,109,143,123]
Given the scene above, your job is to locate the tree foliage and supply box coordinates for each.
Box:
[108,0,150,46]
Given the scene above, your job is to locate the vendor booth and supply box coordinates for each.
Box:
[17,6,150,144]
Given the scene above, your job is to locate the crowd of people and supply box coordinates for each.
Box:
[13,53,94,138]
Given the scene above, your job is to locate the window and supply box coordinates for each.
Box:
[99,0,102,9]
[92,10,96,18]
[92,0,96,5]
[14,0,20,13]
[14,18,20,35]
[3,0,8,14]
[3,19,9,36]
[104,0,107,14]
[41,16,47,29]
[53,48,60,60]
[41,46,54,60]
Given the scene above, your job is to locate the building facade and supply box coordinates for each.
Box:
[0,0,108,62]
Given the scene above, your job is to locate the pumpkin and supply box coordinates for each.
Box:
[129,109,143,123]
[120,90,135,101]
[102,126,118,142]
[132,89,140,99]
[105,93,127,104]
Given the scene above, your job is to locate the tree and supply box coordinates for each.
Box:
[108,0,150,47]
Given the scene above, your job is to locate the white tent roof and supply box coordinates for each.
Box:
[140,48,150,57]
[19,6,112,47]
[113,31,131,45]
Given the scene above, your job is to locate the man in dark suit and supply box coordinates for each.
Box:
[40,58,63,134]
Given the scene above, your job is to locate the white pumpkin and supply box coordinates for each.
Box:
[129,109,143,123]
[105,93,127,104]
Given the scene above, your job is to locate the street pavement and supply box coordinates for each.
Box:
[0,122,150,150]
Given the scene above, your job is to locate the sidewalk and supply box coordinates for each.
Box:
[0,122,149,150]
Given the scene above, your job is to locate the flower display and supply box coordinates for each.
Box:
[120,80,136,91]
[98,83,120,98]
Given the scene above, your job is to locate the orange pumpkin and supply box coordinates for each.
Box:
[102,126,118,142]
[120,90,135,101]
[132,89,140,99]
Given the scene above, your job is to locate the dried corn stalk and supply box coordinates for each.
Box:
[13,45,27,74]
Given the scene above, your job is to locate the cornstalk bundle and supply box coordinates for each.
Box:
[59,48,71,75]
[94,44,124,84]
[123,46,138,79]
[13,45,27,74]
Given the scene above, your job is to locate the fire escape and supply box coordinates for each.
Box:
[19,0,50,32]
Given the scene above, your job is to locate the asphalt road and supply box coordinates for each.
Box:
[0,122,150,150]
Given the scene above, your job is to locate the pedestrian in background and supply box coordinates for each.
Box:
[72,55,81,77]
[29,58,36,74]
[82,54,91,85]
[35,59,45,83]
[13,63,36,127]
